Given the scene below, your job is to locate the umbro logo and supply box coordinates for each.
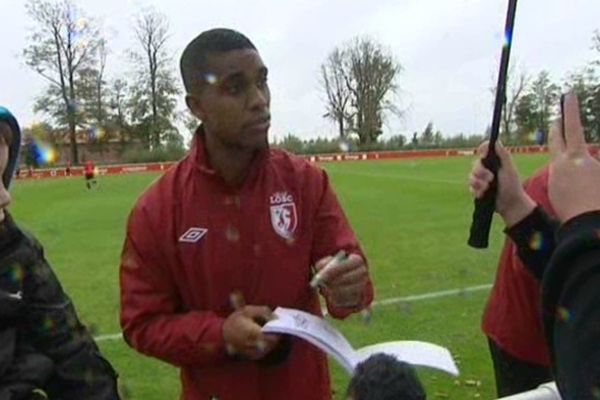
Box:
[179,227,208,243]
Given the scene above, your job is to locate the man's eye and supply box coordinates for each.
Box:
[226,84,242,95]
[257,76,268,89]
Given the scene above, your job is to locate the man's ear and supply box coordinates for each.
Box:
[186,94,205,121]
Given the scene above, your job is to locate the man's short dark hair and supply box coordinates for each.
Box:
[180,28,257,94]
[347,354,426,400]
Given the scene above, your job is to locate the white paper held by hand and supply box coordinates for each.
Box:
[262,307,459,376]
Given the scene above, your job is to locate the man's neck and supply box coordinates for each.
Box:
[204,132,257,188]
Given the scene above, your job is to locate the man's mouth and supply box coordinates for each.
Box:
[247,116,271,133]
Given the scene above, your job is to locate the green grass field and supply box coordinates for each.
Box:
[10,153,548,399]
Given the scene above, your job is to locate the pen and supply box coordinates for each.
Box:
[310,250,348,289]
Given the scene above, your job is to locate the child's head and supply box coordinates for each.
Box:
[346,354,426,400]
[0,105,20,223]
[0,120,12,221]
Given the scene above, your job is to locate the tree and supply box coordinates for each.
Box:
[420,122,434,145]
[320,37,401,144]
[345,37,402,144]
[129,9,179,149]
[515,93,537,141]
[79,39,109,128]
[531,71,560,133]
[276,134,305,154]
[514,71,559,143]
[592,30,600,67]
[433,130,443,147]
[109,78,130,142]
[491,64,529,142]
[385,135,406,150]
[23,0,102,164]
[565,67,600,142]
[411,132,418,147]
[320,48,352,138]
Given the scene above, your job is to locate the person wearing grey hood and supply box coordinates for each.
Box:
[0,107,120,400]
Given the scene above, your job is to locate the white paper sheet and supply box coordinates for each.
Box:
[262,307,459,376]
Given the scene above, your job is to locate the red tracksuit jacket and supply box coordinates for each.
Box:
[482,166,552,366]
[120,133,374,400]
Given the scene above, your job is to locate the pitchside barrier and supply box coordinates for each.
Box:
[14,145,549,180]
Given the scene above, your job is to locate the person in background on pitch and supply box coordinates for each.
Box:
[346,354,426,400]
[119,28,373,400]
[469,93,600,399]
[84,159,97,189]
[0,107,120,399]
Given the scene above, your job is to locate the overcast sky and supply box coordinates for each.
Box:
[1,0,599,141]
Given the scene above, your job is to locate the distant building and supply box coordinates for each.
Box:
[20,128,145,166]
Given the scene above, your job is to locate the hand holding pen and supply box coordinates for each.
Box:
[311,250,369,309]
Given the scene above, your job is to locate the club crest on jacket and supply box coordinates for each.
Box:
[270,191,297,240]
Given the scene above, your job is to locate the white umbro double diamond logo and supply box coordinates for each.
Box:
[179,227,208,243]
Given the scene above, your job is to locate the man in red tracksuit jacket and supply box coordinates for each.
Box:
[119,28,374,400]
[482,166,553,396]
[483,145,600,397]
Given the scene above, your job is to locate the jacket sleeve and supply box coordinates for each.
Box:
[119,204,229,368]
[541,211,600,398]
[505,206,559,281]
[23,240,120,400]
[309,168,374,319]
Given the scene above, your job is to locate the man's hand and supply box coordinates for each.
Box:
[548,93,600,222]
[314,253,368,308]
[469,140,536,227]
[222,306,281,360]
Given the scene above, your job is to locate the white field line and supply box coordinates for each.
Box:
[373,284,492,306]
[332,170,464,184]
[94,283,492,342]
[95,333,123,342]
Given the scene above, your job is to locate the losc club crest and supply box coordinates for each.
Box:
[270,191,298,239]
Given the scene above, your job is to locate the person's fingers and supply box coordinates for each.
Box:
[243,305,272,317]
[318,254,363,284]
[329,282,366,307]
[477,141,490,158]
[263,333,281,345]
[313,256,333,272]
[229,290,246,311]
[469,176,489,194]
[563,92,586,155]
[494,141,512,166]
[242,333,281,359]
[468,185,480,198]
[243,306,273,323]
[235,315,263,344]
[549,119,566,160]
[471,165,493,182]
[327,265,368,286]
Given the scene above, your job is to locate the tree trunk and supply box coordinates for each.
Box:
[69,118,78,164]
[337,116,344,138]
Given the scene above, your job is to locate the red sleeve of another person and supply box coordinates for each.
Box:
[119,204,229,368]
[309,168,374,319]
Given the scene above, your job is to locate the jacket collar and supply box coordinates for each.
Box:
[189,126,269,190]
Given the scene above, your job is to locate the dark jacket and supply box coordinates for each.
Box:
[0,213,120,399]
[0,107,119,399]
[507,208,600,399]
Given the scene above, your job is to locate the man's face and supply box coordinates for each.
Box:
[186,48,271,151]
[0,132,11,222]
